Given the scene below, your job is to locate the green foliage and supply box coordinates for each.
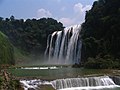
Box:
[81,0,120,68]
[84,55,119,69]
[0,31,14,65]
[8,80,20,90]
[0,17,64,54]
[84,57,97,69]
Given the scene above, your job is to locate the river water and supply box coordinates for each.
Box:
[10,66,120,90]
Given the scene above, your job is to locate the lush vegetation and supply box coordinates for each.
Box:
[0,16,64,54]
[81,0,120,68]
[0,0,120,69]
[0,31,14,65]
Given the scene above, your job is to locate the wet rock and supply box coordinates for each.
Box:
[28,88,35,90]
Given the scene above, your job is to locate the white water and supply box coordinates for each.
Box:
[20,79,51,90]
[20,66,58,70]
[45,25,82,64]
[20,76,120,90]
[51,76,120,90]
[59,85,119,90]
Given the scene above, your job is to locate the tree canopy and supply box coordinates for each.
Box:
[0,16,64,54]
[81,0,120,68]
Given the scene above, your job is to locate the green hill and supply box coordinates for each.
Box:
[0,31,14,65]
[81,0,120,69]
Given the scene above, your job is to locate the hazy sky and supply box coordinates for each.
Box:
[0,0,96,26]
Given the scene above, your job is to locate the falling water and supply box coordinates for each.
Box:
[45,25,82,64]
[20,76,120,90]
[51,76,120,90]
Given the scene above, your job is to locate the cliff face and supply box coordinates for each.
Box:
[0,31,14,65]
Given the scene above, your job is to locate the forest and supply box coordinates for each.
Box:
[81,0,120,69]
[0,16,64,65]
[0,16,64,53]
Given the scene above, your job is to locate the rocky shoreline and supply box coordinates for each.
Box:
[0,69,24,90]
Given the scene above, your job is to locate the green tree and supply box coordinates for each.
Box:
[81,0,120,68]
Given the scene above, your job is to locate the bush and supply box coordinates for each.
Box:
[8,80,21,90]
[84,55,119,69]
[84,57,98,69]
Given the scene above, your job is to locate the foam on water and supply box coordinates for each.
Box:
[20,76,120,90]
[20,79,52,90]
[20,66,58,70]
[59,85,120,90]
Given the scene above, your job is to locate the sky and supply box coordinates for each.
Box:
[0,0,96,26]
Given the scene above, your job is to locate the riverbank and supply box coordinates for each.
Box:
[7,66,120,80]
[0,69,23,90]
[6,66,120,90]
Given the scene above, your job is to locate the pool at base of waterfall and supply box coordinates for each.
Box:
[20,76,120,90]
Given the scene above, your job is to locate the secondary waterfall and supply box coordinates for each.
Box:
[45,25,82,64]
[20,76,120,90]
[51,76,119,90]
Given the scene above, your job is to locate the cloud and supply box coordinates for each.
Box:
[72,3,92,25]
[61,7,66,11]
[37,8,52,18]
[59,3,92,26]
[74,3,92,13]
[35,3,92,27]
[59,18,75,26]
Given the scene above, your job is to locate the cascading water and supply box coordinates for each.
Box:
[45,25,82,64]
[51,76,120,90]
[20,76,120,90]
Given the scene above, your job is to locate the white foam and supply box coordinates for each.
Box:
[51,76,120,90]
[20,79,52,90]
[59,85,120,90]
[49,66,58,69]
[20,66,58,70]
[20,76,120,90]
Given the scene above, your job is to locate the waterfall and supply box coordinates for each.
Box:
[45,25,82,64]
[20,76,120,90]
[51,76,119,90]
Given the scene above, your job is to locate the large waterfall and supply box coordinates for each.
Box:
[45,25,82,64]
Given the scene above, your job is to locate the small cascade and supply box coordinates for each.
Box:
[45,25,82,64]
[20,79,51,90]
[51,76,119,90]
[20,76,120,90]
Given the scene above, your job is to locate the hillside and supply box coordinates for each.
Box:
[81,0,120,68]
[0,31,14,65]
